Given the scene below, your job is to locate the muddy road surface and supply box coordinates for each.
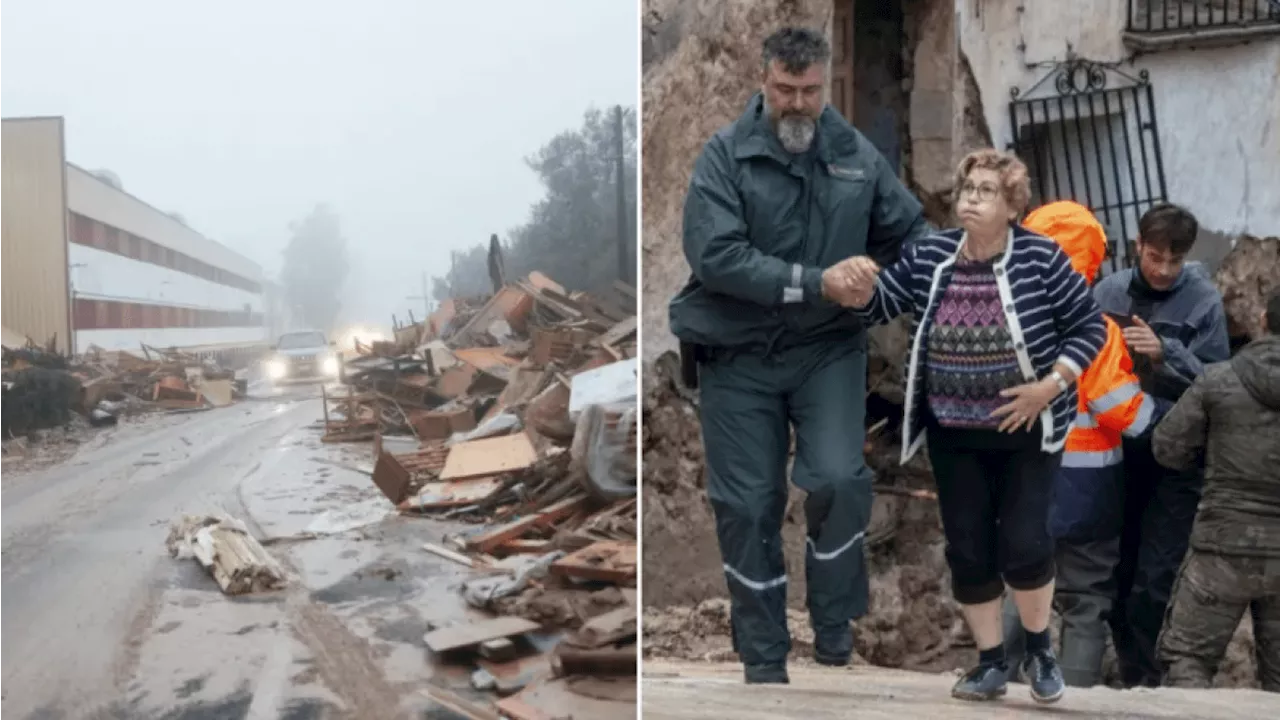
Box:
[643,661,1280,719]
[1,388,482,719]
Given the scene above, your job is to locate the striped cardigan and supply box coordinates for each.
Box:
[855,226,1107,464]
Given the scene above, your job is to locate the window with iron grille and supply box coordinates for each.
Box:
[1127,0,1280,33]
[1007,59,1169,273]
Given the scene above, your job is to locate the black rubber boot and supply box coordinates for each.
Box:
[744,663,791,684]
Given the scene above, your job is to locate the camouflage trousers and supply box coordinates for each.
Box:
[1158,548,1280,691]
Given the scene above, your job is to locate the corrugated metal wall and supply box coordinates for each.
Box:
[2,117,71,353]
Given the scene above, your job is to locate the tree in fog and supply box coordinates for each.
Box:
[281,204,348,331]
[432,106,637,301]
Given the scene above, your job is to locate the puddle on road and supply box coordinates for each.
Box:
[308,558,420,606]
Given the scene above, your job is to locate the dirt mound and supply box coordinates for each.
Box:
[1215,235,1280,346]
[643,598,835,664]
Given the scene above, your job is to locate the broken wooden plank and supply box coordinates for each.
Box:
[499,539,551,555]
[421,686,503,720]
[440,432,538,481]
[399,477,503,512]
[554,645,636,676]
[564,606,636,649]
[371,449,413,504]
[465,495,591,554]
[422,541,482,569]
[494,696,557,720]
[549,540,636,585]
[422,616,540,654]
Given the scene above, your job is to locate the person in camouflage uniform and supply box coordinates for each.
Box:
[1154,288,1280,691]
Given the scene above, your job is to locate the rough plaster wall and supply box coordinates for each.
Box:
[905,0,957,200]
[958,0,1280,243]
[1141,42,1280,240]
[640,0,833,365]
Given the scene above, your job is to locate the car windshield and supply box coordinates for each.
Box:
[277,332,327,350]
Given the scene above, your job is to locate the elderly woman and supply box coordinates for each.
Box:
[837,149,1107,704]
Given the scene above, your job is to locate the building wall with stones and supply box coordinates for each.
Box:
[959,0,1280,269]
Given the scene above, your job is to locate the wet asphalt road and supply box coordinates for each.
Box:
[0,386,478,719]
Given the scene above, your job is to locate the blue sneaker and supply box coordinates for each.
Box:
[1022,648,1066,704]
[951,662,1009,701]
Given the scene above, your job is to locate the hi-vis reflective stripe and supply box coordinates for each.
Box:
[1124,393,1156,437]
[1074,412,1098,429]
[806,530,866,561]
[1062,447,1124,468]
[783,263,804,303]
[1090,382,1140,414]
[722,564,788,591]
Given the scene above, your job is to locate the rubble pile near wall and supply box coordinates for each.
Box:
[329,271,640,718]
[1214,234,1280,349]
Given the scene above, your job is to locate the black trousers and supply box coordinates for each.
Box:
[1111,434,1202,688]
[699,342,873,667]
[926,422,1060,606]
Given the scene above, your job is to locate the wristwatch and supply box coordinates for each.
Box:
[1049,370,1070,394]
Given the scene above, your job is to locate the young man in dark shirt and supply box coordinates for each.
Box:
[1091,203,1231,687]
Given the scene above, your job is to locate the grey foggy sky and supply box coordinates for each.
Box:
[1,0,638,328]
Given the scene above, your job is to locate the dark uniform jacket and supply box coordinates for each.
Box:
[1153,335,1280,557]
[668,93,927,353]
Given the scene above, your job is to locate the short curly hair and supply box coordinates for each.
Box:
[954,149,1032,215]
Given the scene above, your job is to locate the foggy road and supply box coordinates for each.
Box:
[0,389,484,719]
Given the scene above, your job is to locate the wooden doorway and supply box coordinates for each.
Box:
[832,2,856,123]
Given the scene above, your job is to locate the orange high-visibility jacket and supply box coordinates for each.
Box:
[1024,202,1160,539]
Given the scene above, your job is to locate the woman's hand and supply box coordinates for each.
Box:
[990,378,1059,433]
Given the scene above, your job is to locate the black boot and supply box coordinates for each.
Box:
[813,623,853,667]
[744,663,790,684]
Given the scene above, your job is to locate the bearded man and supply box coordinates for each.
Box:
[667,26,929,684]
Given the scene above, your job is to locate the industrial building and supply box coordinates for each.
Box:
[2,116,269,357]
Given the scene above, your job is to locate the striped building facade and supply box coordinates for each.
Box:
[4,117,269,356]
[65,164,266,353]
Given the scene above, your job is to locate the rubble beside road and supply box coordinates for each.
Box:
[312,270,639,718]
[2,339,249,461]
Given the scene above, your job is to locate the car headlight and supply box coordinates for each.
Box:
[266,358,287,379]
[322,356,340,376]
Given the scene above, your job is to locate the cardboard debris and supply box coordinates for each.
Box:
[440,433,539,481]
[165,514,286,595]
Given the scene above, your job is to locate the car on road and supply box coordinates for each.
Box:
[263,330,342,384]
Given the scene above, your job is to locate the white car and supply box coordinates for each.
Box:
[263,330,342,384]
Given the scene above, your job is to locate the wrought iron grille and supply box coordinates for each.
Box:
[1007,59,1168,272]
[1127,0,1280,33]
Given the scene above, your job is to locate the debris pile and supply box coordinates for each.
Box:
[327,271,639,717]
[2,339,247,442]
[166,513,287,595]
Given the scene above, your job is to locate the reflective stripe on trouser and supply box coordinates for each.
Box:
[700,342,873,666]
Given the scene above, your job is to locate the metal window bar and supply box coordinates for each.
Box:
[1127,0,1280,32]
[1008,61,1168,273]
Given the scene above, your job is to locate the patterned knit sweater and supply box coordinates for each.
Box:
[925,256,1024,429]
